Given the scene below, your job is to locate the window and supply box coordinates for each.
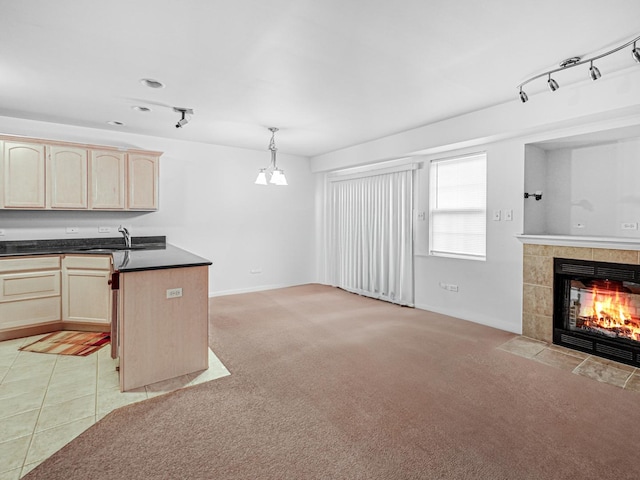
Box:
[429,152,486,260]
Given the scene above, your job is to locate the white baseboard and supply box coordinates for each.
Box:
[209,283,303,298]
[414,303,522,335]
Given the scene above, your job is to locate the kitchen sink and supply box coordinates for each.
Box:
[73,245,149,253]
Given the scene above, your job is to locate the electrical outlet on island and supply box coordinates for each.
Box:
[166,288,183,299]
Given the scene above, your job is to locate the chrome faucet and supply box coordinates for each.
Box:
[118,225,131,249]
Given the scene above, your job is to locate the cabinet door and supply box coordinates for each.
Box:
[127,153,159,210]
[0,255,61,330]
[90,150,126,209]
[47,145,88,209]
[1,141,46,208]
[62,255,112,324]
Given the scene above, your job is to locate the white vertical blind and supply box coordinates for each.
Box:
[329,169,414,306]
[429,153,486,260]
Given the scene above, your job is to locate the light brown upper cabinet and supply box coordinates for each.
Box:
[128,152,159,210]
[47,145,88,209]
[1,140,46,208]
[90,150,126,210]
[0,135,161,211]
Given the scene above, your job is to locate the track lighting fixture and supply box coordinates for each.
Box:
[173,107,193,128]
[255,127,288,186]
[517,33,640,103]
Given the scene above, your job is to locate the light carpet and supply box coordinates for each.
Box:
[23,285,640,479]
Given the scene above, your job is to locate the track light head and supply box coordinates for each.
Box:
[173,107,193,129]
[519,88,528,103]
[547,74,559,92]
[633,42,640,63]
[589,61,601,81]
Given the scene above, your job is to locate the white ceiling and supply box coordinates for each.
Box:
[1,0,639,158]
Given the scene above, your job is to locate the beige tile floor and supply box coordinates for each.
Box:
[0,334,230,480]
[498,335,640,393]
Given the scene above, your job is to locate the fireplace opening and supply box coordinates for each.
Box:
[553,257,640,367]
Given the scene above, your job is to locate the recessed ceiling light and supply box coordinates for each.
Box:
[140,78,165,89]
[132,106,152,112]
[107,121,125,126]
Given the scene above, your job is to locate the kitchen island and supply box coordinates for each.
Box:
[0,237,212,392]
[111,246,212,391]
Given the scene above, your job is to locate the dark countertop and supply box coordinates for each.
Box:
[0,236,212,272]
[111,244,211,272]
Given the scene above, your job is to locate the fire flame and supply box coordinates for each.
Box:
[578,286,640,341]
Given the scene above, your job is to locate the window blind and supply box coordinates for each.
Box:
[429,153,487,260]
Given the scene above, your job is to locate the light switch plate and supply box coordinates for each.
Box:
[504,209,513,221]
[492,210,501,221]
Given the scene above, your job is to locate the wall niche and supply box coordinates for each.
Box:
[524,127,640,238]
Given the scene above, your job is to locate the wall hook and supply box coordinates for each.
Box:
[524,191,543,201]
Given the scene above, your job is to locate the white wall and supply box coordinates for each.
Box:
[0,116,316,296]
[523,145,547,234]
[412,141,524,332]
[312,66,640,334]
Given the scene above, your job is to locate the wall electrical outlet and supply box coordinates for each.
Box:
[621,222,638,230]
[98,226,111,233]
[166,288,183,299]
[66,227,79,234]
[439,282,459,292]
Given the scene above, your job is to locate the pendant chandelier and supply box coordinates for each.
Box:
[255,127,288,186]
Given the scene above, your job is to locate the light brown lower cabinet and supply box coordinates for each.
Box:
[0,254,112,341]
[62,255,112,325]
[0,256,61,332]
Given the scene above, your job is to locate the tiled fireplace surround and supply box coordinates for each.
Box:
[522,243,640,343]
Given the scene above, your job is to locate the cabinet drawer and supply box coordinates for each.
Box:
[0,297,61,329]
[63,255,112,270]
[0,256,60,273]
[0,270,61,302]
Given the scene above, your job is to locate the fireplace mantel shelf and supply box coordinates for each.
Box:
[517,234,640,251]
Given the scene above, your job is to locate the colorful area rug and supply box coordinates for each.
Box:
[19,331,110,356]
